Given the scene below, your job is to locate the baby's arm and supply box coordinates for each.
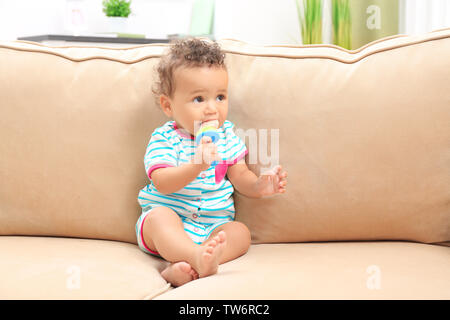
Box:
[227,160,288,198]
[226,160,261,198]
[152,136,220,194]
[151,163,204,194]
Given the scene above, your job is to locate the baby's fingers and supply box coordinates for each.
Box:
[276,174,287,193]
[201,136,212,144]
[272,165,282,175]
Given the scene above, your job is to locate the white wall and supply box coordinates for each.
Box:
[400,0,450,34]
[214,0,302,45]
[0,0,65,40]
[0,0,449,43]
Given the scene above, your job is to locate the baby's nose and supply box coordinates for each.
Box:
[205,101,218,113]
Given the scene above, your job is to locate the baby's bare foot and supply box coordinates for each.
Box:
[212,231,227,259]
[161,261,199,287]
[194,231,227,278]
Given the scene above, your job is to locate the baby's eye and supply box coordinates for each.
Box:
[216,94,226,101]
[193,96,204,103]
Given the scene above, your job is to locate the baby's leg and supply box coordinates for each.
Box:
[205,221,251,264]
[142,206,223,279]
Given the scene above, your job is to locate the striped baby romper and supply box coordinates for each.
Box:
[136,120,248,257]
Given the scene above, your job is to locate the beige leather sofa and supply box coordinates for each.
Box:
[1,28,449,300]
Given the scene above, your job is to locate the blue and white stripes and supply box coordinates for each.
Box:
[136,120,247,246]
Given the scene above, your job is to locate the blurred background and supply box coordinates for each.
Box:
[0,0,449,49]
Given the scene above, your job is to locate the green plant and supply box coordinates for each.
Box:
[332,0,352,49]
[102,0,132,17]
[296,0,322,45]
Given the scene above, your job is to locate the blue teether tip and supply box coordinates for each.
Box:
[196,130,220,145]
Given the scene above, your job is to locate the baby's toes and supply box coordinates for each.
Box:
[212,235,222,245]
[216,231,226,245]
[177,261,192,274]
[206,239,217,248]
[205,245,214,255]
[190,268,199,280]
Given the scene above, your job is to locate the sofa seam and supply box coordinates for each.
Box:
[0,32,448,65]
[142,283,172,300]
[219,26,450,51]
[221,35,450,64]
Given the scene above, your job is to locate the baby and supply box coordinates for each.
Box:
[136,38,288,287]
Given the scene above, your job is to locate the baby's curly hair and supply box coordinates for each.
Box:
[153,37,226,100]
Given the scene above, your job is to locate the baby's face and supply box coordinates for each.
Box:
[161,65,228,136]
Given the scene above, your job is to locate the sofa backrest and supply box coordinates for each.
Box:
[1,29,449,244]
[0,42,167,243]
[224,30,450,244]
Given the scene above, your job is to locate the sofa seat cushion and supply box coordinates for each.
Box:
[0,236,170,299]
[155,241,450,300]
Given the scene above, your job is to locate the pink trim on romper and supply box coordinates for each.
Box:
[214,149,249,183]
[147,164,174,180]
[140,214,161,256]
[173,121,194,140]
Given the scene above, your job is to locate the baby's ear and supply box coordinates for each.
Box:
[160,94,173,118]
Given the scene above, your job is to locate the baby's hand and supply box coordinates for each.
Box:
[255,165,288,197]
[193,136,221,171]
